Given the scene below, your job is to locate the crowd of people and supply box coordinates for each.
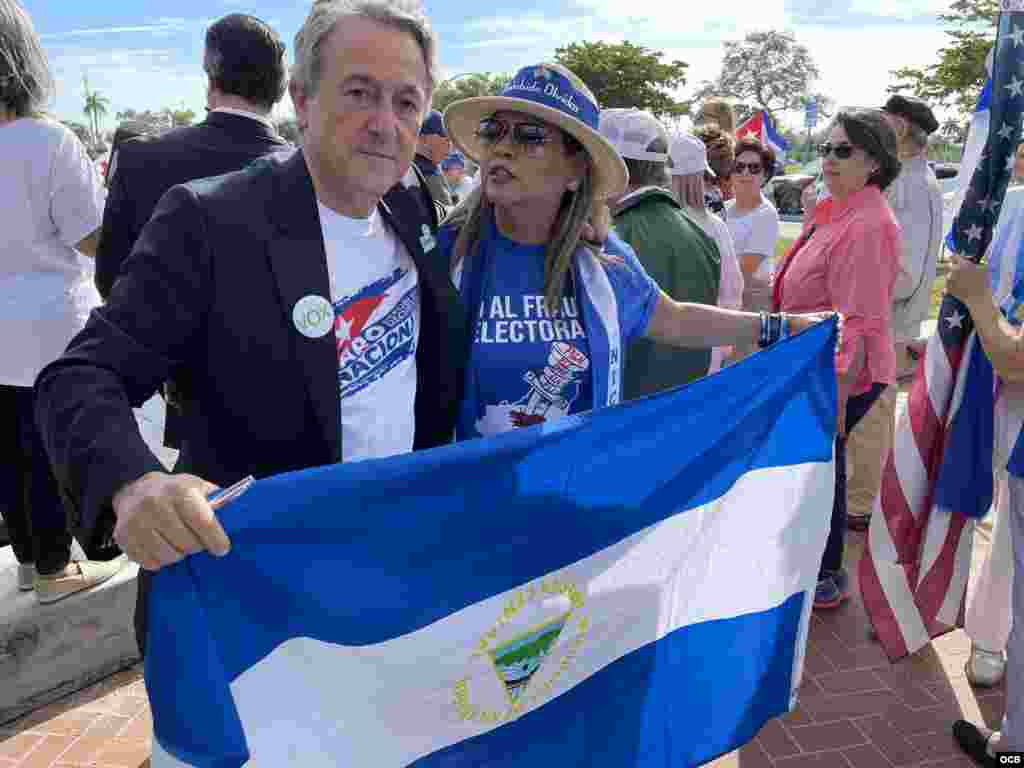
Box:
[0,0,1021,763]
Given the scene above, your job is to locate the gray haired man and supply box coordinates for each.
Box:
[34,0,466,655]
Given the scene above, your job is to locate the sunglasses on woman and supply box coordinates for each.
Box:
[817,142,856,160]
[733,161,763,175]
[476,117,555,153]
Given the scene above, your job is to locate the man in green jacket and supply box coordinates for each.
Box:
[600,108,721,398]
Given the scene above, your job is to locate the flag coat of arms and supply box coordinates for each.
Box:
[146,320,839,768]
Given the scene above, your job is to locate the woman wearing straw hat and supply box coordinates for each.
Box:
[439,62,831,439]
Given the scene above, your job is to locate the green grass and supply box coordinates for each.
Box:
[776,237,793,261]
[775,236,946,322]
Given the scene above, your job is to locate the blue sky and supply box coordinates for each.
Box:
[28,0,956,134]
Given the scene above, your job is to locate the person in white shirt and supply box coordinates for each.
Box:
[724,134,780,360]
[669,130,744,373]
[0,0,124,602]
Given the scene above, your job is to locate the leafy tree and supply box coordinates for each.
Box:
[167,108,195,127]
[82,76,109,147]
[431,72,510,113]
[553,41,689,119]
[694,31,819,121]
[941,117,968,144]
[888,0,997,116]
[114,108,174,133]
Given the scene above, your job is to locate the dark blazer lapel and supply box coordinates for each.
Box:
[378,196,467,449]
[267,151,341,462]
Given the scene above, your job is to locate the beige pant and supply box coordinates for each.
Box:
[846,386,896,519]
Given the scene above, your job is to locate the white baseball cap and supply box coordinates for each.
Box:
[669,131,716,177]
[598,108,670,163]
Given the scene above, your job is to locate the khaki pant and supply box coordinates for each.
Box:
[846,387,896,520]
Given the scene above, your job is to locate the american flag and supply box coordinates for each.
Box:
[859,8,1024,661]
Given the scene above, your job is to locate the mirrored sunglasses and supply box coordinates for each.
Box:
[476,117,555,149]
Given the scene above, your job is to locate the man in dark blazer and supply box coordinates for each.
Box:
[94,13,290,300]
[35,3,466,654]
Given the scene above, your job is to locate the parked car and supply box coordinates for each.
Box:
[766,160,818,215]
[768,160,961,217]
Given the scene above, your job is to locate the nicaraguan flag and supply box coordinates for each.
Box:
[146,320,839,768]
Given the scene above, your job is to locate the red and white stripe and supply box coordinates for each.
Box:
[858,329,978,661]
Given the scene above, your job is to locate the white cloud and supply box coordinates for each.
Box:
[570,0,788,33]
[848,0,949,17]
[41,22,188,40]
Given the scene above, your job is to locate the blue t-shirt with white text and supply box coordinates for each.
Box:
[439,225,658,440]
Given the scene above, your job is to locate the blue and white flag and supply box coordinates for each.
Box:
[146,320,839,768]
[988,185,1024,322]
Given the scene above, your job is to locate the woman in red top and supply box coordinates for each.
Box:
[773,108,902,610]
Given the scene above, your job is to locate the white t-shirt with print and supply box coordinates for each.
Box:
[318,203,420,463]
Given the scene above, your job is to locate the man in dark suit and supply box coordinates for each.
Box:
[35,1,466,654]
[94,13,290,299]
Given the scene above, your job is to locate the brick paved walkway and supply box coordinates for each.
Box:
[0,522,1004,767]
[0,665,151,767]
[722,528,1005,768]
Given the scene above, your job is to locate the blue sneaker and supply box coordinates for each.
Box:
[814,569,849,610]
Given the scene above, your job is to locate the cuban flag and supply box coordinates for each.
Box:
[736,110,790,161]
[146,320,839,768]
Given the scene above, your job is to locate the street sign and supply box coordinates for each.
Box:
[804,99,818,129]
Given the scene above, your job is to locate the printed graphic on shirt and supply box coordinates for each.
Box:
[335,267,418,399]
[474,294,590,435]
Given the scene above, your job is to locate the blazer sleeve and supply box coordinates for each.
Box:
[35,184,214,544]
[95,152,140,300]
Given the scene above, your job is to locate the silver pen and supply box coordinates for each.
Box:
[206,475,255,511]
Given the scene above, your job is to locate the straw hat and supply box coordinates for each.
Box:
[443,62,628,200]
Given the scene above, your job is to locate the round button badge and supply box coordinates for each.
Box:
[292,294,334,339]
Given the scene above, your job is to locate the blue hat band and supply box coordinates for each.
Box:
[499,67,599,131]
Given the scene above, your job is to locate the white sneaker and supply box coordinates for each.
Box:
[17,562,35,591]
[966,644,1006,688]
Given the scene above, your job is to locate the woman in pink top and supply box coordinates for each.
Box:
[772,108,902,611]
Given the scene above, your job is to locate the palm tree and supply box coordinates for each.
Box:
[82,76,109,148]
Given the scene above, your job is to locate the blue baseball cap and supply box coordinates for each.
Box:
[420,110,447,137]
[442,62,628,200]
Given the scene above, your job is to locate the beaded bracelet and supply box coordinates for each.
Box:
[758,312,790,349]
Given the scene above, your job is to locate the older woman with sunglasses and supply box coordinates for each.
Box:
[437,63,829,440]
[772,109,902,610]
